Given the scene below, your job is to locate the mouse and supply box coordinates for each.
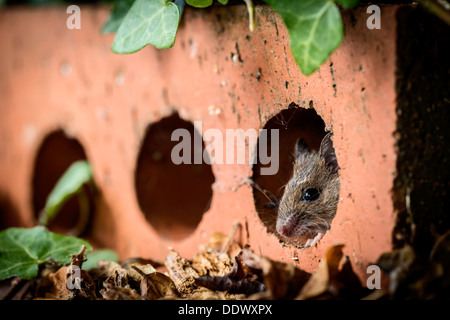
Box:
[275,133,340,248]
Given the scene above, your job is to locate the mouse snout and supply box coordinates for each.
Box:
[276,214,298,237]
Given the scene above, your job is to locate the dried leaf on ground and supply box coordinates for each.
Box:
[90,261,131,288]
[2,225,380,300]
[132,265,179,300]
[188,287,244,300]
[376,232,450,299]
[195,275,265,295]
[165,249,200,296]
[241,246,311,299]
[195,245,311,299]
[121,257,164,270]
[430,230,450,282]
[36,266,75,300]
[191,245,234,277]
[191,227,242,278]
[208,222,243,258]
[297,243,366,299]
[36,246,96,300]
[101,282,142,300]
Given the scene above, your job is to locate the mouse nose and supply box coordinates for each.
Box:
[276,216,297,237]
[277,225,293,237]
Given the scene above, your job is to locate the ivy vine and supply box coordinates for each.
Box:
[104,0,360,75]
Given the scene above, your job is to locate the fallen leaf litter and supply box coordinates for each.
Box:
[3,224,450,299]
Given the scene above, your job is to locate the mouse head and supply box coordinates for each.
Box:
[276,133,340,240]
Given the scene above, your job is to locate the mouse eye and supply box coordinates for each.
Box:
[301,188,320,202]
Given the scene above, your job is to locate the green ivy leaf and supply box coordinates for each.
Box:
[186,0,212,8]
[0,226,91,280]
[83,249,119,271]
[102,0,135,34]
[335,0,359,9]
[38,160,93,226]
[263,0,343,76]
[111,0,181,53]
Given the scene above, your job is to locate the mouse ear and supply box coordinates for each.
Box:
[319,133,339,173]
[294,138,310,160]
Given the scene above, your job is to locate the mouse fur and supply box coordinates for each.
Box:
[276,133,340,243]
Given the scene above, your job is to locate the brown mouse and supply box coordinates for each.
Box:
[276,133,340,247]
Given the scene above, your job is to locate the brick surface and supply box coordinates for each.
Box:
[0,4,398,278]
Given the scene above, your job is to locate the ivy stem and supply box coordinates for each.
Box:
[174,0,186,17]
[220,221,242,254]
[417,0,450,25]
[243,0,255,32]
[69,188,90,237]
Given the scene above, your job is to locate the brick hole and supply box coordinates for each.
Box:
[0,192,21,230]
[32,130,95,235]
[252,106,333,244]
[135,113,215,240]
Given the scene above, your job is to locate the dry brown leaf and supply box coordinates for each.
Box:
[209,230,242,258]
[35,245,96,300]
[191,246,234,277]
[195,275,265,295]
[376,244,415,296]
[142,272,179,299]
[377,240,449,299]
[92,261,131,287]
[121,257,164,270]
[131,265,179,299]
[296,243,345,299]
[193,245,310,299]
[209,232,229,252]
[36,266,74,300]
[193,245,265,296]
[296,243,366,300]
[430,230,450,273]
[188,287,245,300]
[70,245,87,268]
[128,263,156,283]
[100,282,142,300]
[165,249,200,296]
[238,247,310,299]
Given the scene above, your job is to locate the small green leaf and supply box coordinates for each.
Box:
[335,0,359,9]
[217,0,228,4]
[111,0,181,53]
[0,226,91,280]
[102,0,135,34]
[186,0,212,8]
[39,160,93,226]
[263,0,343,76]
[83,249,119,271]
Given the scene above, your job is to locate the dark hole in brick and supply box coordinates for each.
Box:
[32,130,94,235]
[135,113,215,240]
[0,192,21,231]
[251,106,329,240]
